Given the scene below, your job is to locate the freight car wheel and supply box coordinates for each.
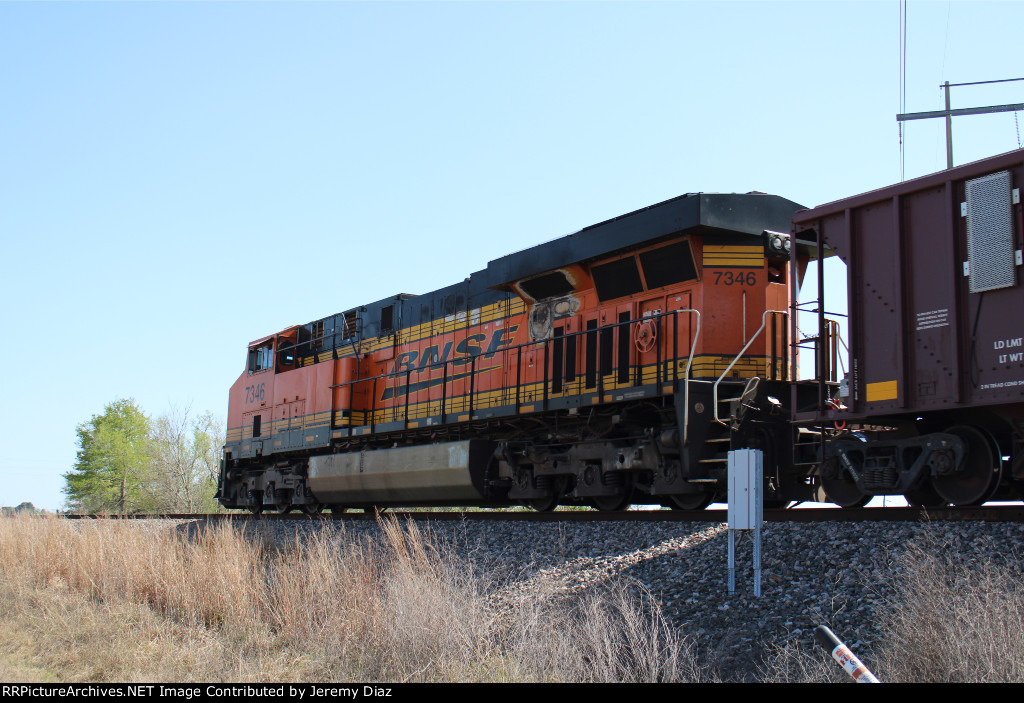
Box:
[663,491,714,510]
[821,471,870,508]
[932,425,1002,506]
[904,482,948,508]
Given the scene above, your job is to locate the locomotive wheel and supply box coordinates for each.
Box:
[526,494,561,512]
[932,425,1002,506]
[662,491,714,511]
[590,493,632,511]
[248,503,263,515]
[590,476,634,512]
[302,503,324,516]
[525,476,568,512]
[329,505,348,514]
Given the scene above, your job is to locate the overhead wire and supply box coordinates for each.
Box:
[899,0,907,181]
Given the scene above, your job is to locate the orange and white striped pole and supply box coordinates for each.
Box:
[813,625,881,683]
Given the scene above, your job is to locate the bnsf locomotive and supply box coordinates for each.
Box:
[217,149,1024,512]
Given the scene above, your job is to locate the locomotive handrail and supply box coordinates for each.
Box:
[670,309,701,445]
[326,307,703,432]
[712,310,788,427]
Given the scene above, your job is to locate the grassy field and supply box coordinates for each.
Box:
[0,515,710,683]
[2,514,1022,683]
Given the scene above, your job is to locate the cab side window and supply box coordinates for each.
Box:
[247,343,274,374]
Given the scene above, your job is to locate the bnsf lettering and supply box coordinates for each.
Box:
[391,327,518,375]
[393,351,419,374]
[486,327,517,355]
[451,333,487,364]
[418,341,455,371]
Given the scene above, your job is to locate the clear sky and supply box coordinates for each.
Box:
[3,1,1024,511]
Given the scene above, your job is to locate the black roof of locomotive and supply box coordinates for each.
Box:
[484,192,805,287]
[286,191,806,342]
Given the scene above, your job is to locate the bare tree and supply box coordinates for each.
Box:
[150,404,225,513]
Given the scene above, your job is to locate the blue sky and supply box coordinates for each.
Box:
[3,1,1024,511]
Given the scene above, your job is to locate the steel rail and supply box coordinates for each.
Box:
[60,505,1024,523]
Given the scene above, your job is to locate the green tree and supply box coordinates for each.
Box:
[64,398,155,514]
[1,502,39,516]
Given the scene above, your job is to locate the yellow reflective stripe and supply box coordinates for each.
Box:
[866,380,898,402]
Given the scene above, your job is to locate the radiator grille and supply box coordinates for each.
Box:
[966,170,1016,293]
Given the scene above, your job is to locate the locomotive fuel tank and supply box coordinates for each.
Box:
[307,440,497,506]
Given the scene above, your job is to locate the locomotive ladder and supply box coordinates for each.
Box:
[712,310,789,427]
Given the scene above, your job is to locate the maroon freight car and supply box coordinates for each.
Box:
[792,148,1024,506]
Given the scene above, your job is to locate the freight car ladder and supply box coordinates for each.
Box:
[790,233,846,425]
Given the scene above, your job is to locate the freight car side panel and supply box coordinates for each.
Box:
[957,164,1024,406]
[902,183,961,410]
[850,198,904,413]
[793,148,1024,420]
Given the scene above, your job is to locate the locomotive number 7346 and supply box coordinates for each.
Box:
[245,383,265,404]
[713,270,757,286]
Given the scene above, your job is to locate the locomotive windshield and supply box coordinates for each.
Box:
[639,240,698,289]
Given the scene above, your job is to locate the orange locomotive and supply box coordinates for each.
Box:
[218,192,816,513]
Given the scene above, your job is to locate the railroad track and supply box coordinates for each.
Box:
[62,505,1024,522]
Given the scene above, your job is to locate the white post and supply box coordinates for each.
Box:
[727,449,763,596]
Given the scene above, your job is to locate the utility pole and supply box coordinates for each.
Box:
[897,77,1024,169]
[943,81,953,169]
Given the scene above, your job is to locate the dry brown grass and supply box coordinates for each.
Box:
[870,537,1024,683]
[761,531,1024,683]
[0,514,711,683]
